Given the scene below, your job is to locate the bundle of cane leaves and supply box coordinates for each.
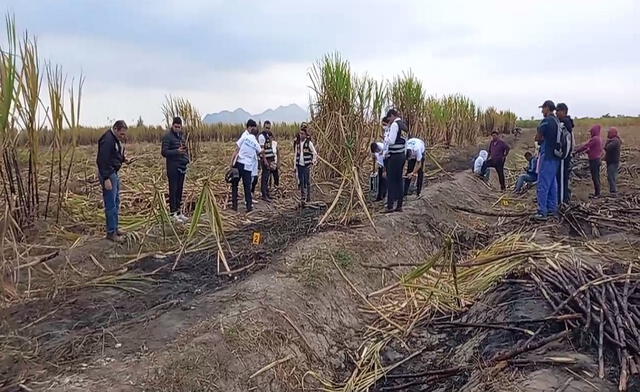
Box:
[173,179,231,273]
[368,233,567,338]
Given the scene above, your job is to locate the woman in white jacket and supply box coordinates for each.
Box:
[473,150,489,180]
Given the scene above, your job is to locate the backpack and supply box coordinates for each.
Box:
[553,117,572,159]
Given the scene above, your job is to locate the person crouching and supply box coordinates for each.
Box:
[515,152,538,193]
[404,137,426,198]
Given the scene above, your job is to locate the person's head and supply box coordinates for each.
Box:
[386,109,400,122]
[381,116,390,127]
[491,130,499,141]
[172,116,183,133]
[524,151,532,161]
[299,128,308,141]
[246,119,257,134]
[264,120,272,133]
[370,142,381,154]
[112,120,128,142]
[590,124,602,137]
[608,127,619,139]
[539,100,556,117]
[556,103,568,119]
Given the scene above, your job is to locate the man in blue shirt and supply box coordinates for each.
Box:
[534,100,561,220]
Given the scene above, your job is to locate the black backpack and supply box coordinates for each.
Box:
[552,117,572,160]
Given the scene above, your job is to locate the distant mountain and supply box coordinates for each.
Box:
[203,104,308,124]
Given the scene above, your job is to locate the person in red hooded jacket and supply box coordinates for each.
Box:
[575,124,603,197]
[604,127,622,194]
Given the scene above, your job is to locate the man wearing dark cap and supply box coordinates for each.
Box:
[555,103,575,204]
[534,100,561,220]
[161,117,190,223]
[382,109,407,213]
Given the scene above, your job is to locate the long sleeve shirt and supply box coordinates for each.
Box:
[294,140,318,167]
[383,119,400,157]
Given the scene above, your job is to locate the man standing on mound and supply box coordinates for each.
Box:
[162,117,190,223]
[481,131,510,191]
[534,100,561,220]
[383,109,407,213]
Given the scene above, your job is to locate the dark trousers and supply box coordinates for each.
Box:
[231,162,253,210]
[297,164,311,201]
[376,167,387,201]
[404,159,424,196]
[260,161,272,198]
[556,156,571,204]
[607,162,619,193]
[167,168,186,214]
[251,174,258,194]
[589,158,601,196]
[482,158,506,191]
[271,167,280,187]
[386,153,406,210]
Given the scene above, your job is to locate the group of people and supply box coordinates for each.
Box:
[96,117,318,242]
[473,100,623,220]
[227,120,318,212]
[369,109,427,213]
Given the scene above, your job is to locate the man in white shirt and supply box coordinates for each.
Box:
[404,137,426,198]
[293,124,318,205]
[230,119,263,212]
[370,141,386,201]
[383,109,407,213]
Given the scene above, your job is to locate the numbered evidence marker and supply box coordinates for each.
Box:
[501,199,510,206]
[252,232,262,245]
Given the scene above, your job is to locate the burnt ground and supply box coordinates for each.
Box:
[1,207,325,390]
[2,128,640,391]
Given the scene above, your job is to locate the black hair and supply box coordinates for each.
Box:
[491,130,499,135]
[172,116,182,126]
[556,103,568,112]
[370,142,380,153]
[382,116,390,124]
[113,120,128,131]
[386,108,399,118]
[264,120,271,126]
[246,119,257,128]
[524,151,532,159]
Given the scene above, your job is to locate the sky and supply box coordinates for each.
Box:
[3,0,639,126]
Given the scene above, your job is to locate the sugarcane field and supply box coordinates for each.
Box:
[2,3,640,392]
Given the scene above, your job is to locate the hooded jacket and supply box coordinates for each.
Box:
[161,130,190,172]
[473,150,488,174]
[576,125,603,160]
[604,127,622,164]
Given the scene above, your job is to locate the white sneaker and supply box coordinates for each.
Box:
[171,213,183,224]
[177,213,189,223]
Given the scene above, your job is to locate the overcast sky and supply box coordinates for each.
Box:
[4,0,639,126]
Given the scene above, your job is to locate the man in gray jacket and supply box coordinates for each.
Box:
[161,117,190,222]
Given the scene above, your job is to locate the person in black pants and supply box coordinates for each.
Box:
[403,138,426,197]
[370,142,387,201]
[556,103,574,204]
[230,120,262,212]
[161,117,190,223]
[481,131,510,191]
[383,109,407,213]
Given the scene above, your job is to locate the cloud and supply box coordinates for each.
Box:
[2,0,639,125]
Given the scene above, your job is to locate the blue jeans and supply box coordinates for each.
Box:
[536,159,559,216]
[515,173,537,192]
[101,173,120,234]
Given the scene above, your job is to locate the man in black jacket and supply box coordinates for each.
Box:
[96,120,128,242]
[161,117,190,223]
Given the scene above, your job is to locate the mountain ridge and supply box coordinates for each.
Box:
[203,103,308,124]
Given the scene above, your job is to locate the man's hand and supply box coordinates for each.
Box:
[104,178,113,191]
[178,145,187,154]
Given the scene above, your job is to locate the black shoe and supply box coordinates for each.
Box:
[395,207,403,212]
[246,206,253,212]
[231,205,238,212]
[382,208,395,214]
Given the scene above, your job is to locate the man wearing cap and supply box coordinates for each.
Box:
[383,109,407,213]
[555,103,574,204]
[534,100,561,220]
[161,117,190,223]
